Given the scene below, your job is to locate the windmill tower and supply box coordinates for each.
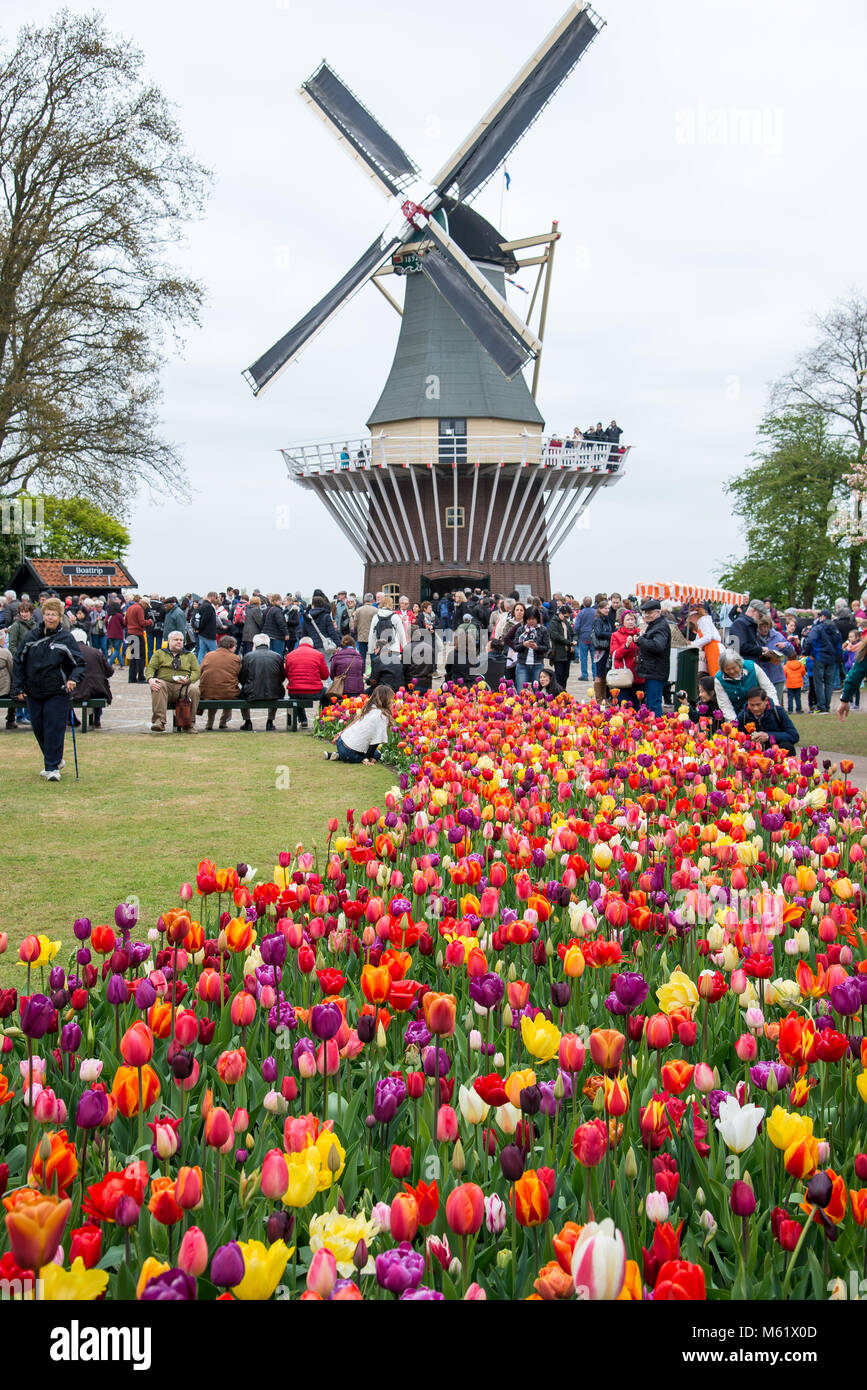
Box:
[244,3,630,601]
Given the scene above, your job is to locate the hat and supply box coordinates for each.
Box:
[819,608,832,619]
[312,589,328,603]
[640,598,661,612]
[747,600,767,616]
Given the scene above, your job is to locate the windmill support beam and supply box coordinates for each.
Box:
[501,462,544,560]
[371,469,409,563]
[466,462,480,565]
[430,465,444,563]
[408,465,432,563]
[322,481,372,559]
[547,475,606,560]
[333,474,380,562]
[453,462,459,563]
[513,475,549,560]
[531,475,583,562]
[307,479,366,560]
[371,276,403,316]
[522,467,569,560]
[349,470,390,562]
[390,468,419,562]
[478,464,502,563]
[490,465,525,563]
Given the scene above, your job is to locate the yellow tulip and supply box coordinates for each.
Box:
[521,1014,561,1063]
[312,1130,346,1192]
[40,1257,109,1301]
[17,934,61,969]
[281,1152,320,1208]
[136,1256,170,1299]
[656,969,700,1016]
[856,1071,867,1104]
[308,1209,379,1276]
[593,844,613,871]
[504,1068,537,1106]
[765,1105,813,1152]
[231,1239,291,1300]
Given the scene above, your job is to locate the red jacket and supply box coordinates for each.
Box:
[285,644,329,694]
[609,626,641,676]
[124,602,152,638]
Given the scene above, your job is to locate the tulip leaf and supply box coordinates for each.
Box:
[97,1246,125,1271]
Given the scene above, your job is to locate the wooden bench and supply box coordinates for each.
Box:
[0,697,107,731]
[197,697,317,731]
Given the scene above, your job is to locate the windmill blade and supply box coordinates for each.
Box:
[420,218,541,380]
[431,2,602,204]
[243,233,401,395]
[301,62,420,198]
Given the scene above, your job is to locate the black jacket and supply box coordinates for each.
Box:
[514,623,550,663]
[240,649,285,701]
[12,624,86,699]
[302,605,339,651]
[636,616,672,682]
[72,643,114,703]
[547,617,573,663]
[592,612,615,653]
[728,613,763,662]
[736,702,799,751]
[263,605,288,640]
[196,601,217,641]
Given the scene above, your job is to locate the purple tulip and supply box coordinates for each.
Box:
[114,1196,141,1228]
[105,974,129,1007]
[19,994,56,1039]
[403,1020,431,1050]
[49,967,66,991]
[269,1000,297,1033]
[76,947,92,967]
[469,972,504,1011]
[260,933,287,969]
[373,1075,406,1124]
[76,1088,109,1129]
[262,1056,278,1083]
[707,1089,732,1120]
[60,1022,81,1053]
[750,1061,792,1091]
[401,1285,445,1300]
[422,1046,451,1078]
[613,971,649,1010]
[73,917,92,941]
[830,980,862,1017]
[375,1242,425,1296]
[135,978,157,1011]
[140,1268,197,1301]
[115,902,139,931]
[292,1037,315,1070]
[211,1242,245,1287]
[129,942,152,969]
[604,992,629,1016]
[310,1002,342,1041]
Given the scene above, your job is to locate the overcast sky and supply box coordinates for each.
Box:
[7,0,866,597]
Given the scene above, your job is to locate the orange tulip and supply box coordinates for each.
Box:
[147,1001,173,1039]
[422,991,457,1037]
[661,1060,695,1095]
[361,964,391,1005]
[28,1129,78,1197]
[849,1190,867,1227]
[175,1166,204,1211]
[552,1220,584,1275]
[204,1106,234,1150]
[111,1065,160,1118]
[511,1170,550,1228]
[783,1137,819,1181]
[2,1189,71,1270]
[588,1028,625,1073]
[603,1076,629,1117]
[444,1182,484,1235]
[216,1048,247,1085]
[148,1175,184,1226]
[534,1260,574,1299]
[225,916,254,953]
[230,993,257,1028]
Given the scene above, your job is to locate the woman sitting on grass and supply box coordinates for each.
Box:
[324,685,398,765]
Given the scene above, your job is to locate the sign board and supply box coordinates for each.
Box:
[61,565,117,577]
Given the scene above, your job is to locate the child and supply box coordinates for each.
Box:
[324,684,397,765]
[784,654,805,714]
[843,629,861,709]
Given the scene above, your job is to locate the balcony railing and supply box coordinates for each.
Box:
[282,432,630,479]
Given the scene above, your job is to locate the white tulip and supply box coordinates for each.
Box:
[715,1096,765,1154]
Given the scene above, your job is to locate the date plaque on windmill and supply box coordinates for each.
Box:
[392,250,422,276]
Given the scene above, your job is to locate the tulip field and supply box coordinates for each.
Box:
[2,682,867,1303]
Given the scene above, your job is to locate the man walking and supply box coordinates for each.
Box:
[574,597,596,683]
[195,592,219,665]
[352,593,377,669]
[11,597,85,780]
[803,610,842,713]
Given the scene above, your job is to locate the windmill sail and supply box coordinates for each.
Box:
[432,2,602,203]
[301,63,420,197]
[419,219,541,380]
[243,234,400,395]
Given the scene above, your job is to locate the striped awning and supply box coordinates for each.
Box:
[636,582,750,606]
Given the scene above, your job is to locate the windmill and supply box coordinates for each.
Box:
[244,2,630,600]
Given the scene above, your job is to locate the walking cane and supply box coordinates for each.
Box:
[68,703,80,781]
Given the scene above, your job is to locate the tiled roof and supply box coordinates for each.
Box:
[21,557,136,590]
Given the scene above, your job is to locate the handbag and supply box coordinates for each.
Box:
[173,688,194,729]
[308,616,337,657]
[328,671,347,699]
[606,654,634,689]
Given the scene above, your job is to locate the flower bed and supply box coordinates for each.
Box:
[2,685,867,1301]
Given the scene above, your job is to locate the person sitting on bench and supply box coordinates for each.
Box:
[285,637,329,730]
[239,634,285,730]
[199,635,242,730]
[146,630,201,733]
[70,627,113,727]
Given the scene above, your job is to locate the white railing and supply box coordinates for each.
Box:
[281,433,630,479]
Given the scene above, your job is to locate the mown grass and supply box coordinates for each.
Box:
[0,730,393,976]
[791,712,867,760]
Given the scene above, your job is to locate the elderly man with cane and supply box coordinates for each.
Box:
[10,596,85,781]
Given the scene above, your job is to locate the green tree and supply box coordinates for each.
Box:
[718,408,855,608]
[37,495,130,559]
[0,10,209,512]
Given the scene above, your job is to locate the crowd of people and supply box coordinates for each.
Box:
[4,580,867,778]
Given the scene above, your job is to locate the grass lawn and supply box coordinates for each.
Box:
[1,731,394,974]
[791,712,867,758]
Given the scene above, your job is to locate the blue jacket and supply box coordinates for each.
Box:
[804,621,842,666]
[574,606,596,643]
[737,701,800,751]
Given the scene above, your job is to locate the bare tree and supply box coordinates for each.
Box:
[0,10,210,512]
[772,291,867,598]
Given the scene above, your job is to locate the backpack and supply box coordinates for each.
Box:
[234,601,247,626]
[374,613,395,645]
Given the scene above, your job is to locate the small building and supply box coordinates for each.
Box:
[8,557,137,601]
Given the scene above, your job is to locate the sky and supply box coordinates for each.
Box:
[6,0,866,598]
